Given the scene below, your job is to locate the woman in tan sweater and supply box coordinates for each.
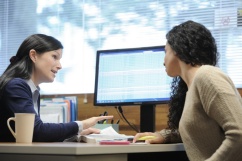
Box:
[133,20,242,161]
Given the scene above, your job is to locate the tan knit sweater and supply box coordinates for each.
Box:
[179,65,242,161]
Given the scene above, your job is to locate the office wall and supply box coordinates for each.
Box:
[77,94,169,135]
[42,88,242,136]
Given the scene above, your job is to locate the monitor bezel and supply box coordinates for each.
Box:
[93,45,170,106]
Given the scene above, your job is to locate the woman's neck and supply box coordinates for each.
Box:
[179,63,201,89]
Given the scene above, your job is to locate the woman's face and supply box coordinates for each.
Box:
[164,43,180,77]
[31,49,62,85]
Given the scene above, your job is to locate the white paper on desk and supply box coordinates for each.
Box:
[81,126,134,143]
[97,126,133,139]
[64,126,134,143]
[100,126,120,135]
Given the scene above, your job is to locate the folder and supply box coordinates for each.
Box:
[40,96,78,123]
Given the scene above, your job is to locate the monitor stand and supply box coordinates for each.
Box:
[140,104,156,132]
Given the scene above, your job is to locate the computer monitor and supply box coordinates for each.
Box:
[94,45,171,132]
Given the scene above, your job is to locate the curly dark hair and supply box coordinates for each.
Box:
[166,20,219,130]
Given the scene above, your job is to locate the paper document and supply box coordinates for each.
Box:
[64,126,133,143]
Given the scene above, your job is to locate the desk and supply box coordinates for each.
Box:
[0,142,188,161]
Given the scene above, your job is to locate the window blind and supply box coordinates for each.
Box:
[0,0,241,94]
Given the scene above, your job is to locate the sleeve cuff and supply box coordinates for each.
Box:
[74,121,83,133]
[159,129,171,143]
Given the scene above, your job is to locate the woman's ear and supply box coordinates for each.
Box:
[29,49,37,63]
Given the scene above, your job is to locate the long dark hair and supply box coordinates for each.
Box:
[0,34,63,96]
[166,20,219,130]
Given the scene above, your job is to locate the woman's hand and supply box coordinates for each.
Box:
[133,132,165,144]
[80,127,101,135]
[82,115,113,129]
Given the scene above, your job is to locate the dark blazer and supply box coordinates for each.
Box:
[0,78,78,142]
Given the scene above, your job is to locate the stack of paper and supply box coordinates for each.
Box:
[64,126,134,143]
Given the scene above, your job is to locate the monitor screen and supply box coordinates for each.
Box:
[94,46,171,106]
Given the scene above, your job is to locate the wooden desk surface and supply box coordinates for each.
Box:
[0,142,185,155]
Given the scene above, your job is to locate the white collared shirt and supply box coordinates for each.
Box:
[25,79,40,115]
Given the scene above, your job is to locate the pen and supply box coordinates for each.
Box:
[99,111,108,124]
[102,111,108,123]
[98,114,103,124]
[103,120,107,124]
[103,111,108,116]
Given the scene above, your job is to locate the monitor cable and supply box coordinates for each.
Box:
[115,106,126,123]
[115,106,140,133]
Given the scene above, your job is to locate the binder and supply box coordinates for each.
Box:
[40,96,78,123]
